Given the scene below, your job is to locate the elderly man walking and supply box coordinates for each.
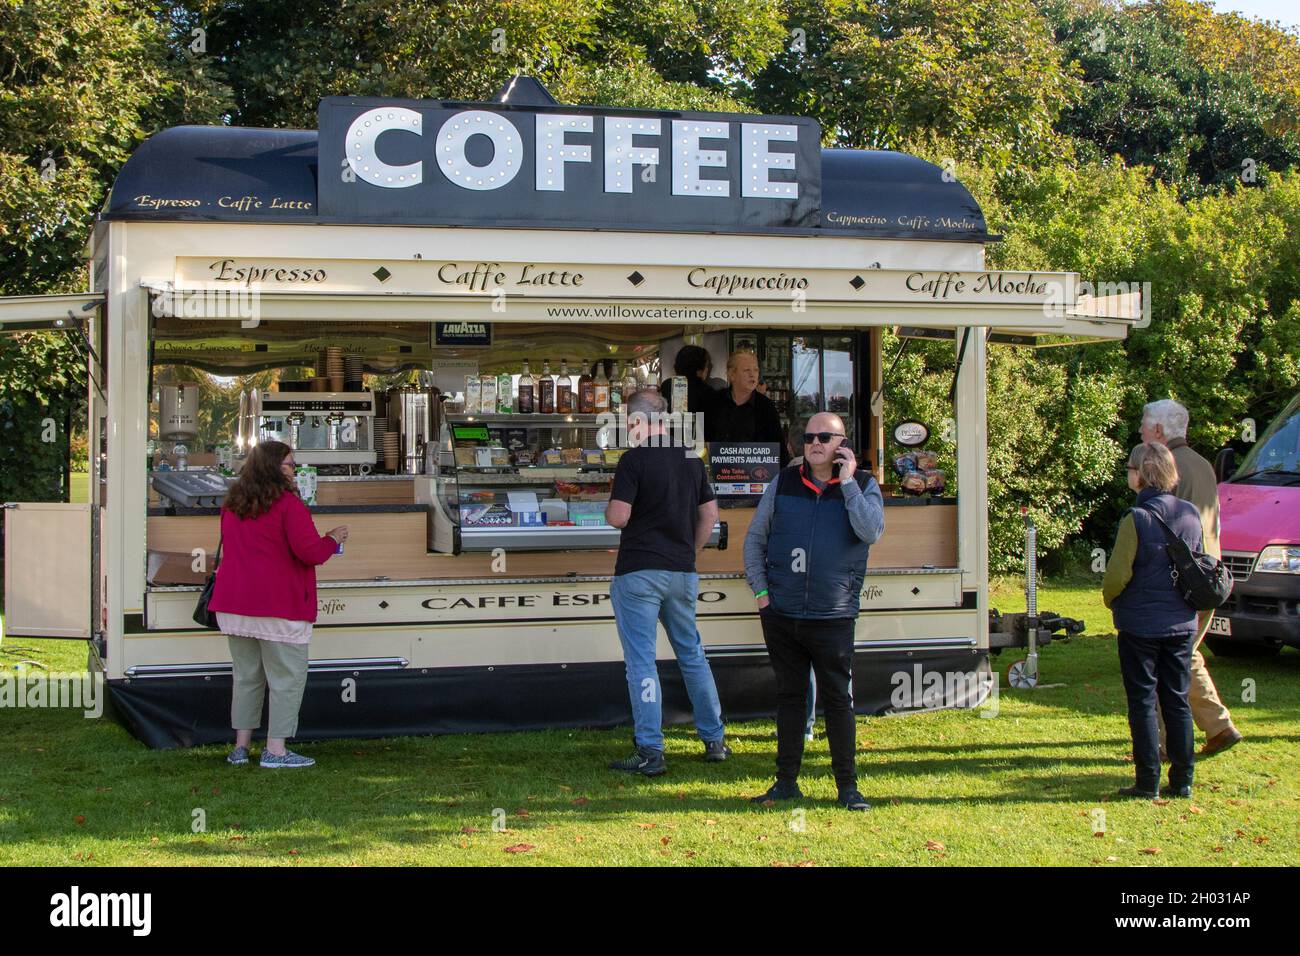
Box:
[744,412,885,810]
[1141,399,1243,757]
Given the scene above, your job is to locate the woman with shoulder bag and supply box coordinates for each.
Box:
[1102,442,1204,800]
[207,441,347,768]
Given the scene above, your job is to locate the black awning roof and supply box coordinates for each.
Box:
[105,124,991,242]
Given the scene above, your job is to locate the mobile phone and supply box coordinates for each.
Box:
[831,444,845,478]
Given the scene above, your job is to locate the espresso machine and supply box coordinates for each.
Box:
[255,391,377,466]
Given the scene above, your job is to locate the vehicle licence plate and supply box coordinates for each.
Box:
[1209,616,1232,636]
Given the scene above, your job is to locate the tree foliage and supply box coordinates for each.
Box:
[1,0,1298,573]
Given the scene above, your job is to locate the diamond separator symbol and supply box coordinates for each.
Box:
[373,266,392,283]
[850,275,865,290]
[627,271,645,286]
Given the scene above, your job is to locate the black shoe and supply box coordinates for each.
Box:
[1116,785,1160,800]
[1163,784,1192,799]
[750,779,803,803]
[608,746,666,776]
[838,788,870,811]
[703,739,732,762]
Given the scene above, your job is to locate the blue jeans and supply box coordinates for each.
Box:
[609,570,726,750]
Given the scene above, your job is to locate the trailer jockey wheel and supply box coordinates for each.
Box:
[1006,659,1038,689]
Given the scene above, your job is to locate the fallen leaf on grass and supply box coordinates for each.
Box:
[1140,847,1160,855]
[1093,831,1105,838]
[211,787,221,796]
[660,836,670,846]
[504,843,535,854]
[514,809,531,818]
[229,835,245,842]
[459,826,481,834]
[74,815,86,826]
[704,819,717,826]
[150,837,159,844]
[1188,806,1203,814]
[288,849,299,857]
[1106,856,1118,862]
[635,823,657,830]
[757,835,769,842]
[458,840,468,849]
[1212,846,1224,853]
[571,796,589,807]
[675,791,686,801]
[1253,836,1268,845]
[1227,799,1243,806]
[925,840,945,852]
[1153,798,1170,806]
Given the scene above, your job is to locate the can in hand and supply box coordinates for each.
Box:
[335,537,344,555]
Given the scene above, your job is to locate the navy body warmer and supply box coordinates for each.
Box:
[765,466,874,620]
[1111,489,1203,637]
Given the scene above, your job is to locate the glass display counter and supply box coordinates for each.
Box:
[430,413,724,554]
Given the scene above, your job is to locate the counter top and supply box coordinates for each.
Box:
[883,495,957,506]
[148,503,428,516]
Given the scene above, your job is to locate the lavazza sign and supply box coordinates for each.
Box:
[317,97,823,232]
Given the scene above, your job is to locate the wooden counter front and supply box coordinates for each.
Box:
[146,499,957,586]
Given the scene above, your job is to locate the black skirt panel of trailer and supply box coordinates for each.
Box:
[106,647,990,749]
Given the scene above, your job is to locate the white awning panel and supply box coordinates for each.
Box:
[0,293,104,332]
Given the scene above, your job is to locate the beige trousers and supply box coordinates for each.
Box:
[228,635,310,740]
[1159,609,1234,745]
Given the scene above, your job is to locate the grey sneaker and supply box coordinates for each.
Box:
[703,739,732,762]
[260,749,315,769]
[226,746,250,766]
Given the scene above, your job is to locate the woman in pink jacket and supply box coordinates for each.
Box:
[208,441,347,768]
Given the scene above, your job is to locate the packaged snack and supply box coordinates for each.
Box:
[893,453,918,477]
[923,469,946,493]
[901,471,927,495]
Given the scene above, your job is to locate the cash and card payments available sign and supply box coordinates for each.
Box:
[707,442,781,496]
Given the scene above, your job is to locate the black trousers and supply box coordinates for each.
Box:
[1117,630,1195,791]
[760,609,857,790]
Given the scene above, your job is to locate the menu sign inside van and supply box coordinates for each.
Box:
[317,97,822,233]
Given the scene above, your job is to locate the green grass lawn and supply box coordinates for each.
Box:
[1,577,1296,866]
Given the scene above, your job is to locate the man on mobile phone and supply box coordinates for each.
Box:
[743,412,884,810]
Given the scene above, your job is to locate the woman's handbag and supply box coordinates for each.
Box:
[192,537,223,628]
[1136,506,1233,610]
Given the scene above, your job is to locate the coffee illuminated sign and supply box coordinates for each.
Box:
[317,97,822,232]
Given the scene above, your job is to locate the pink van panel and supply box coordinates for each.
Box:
[1218,481,1300,553]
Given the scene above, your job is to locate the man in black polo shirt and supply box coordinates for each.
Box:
[705,350,790,466]
[604,388,730,776]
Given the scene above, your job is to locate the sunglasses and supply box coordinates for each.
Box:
[803,432,845,445]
